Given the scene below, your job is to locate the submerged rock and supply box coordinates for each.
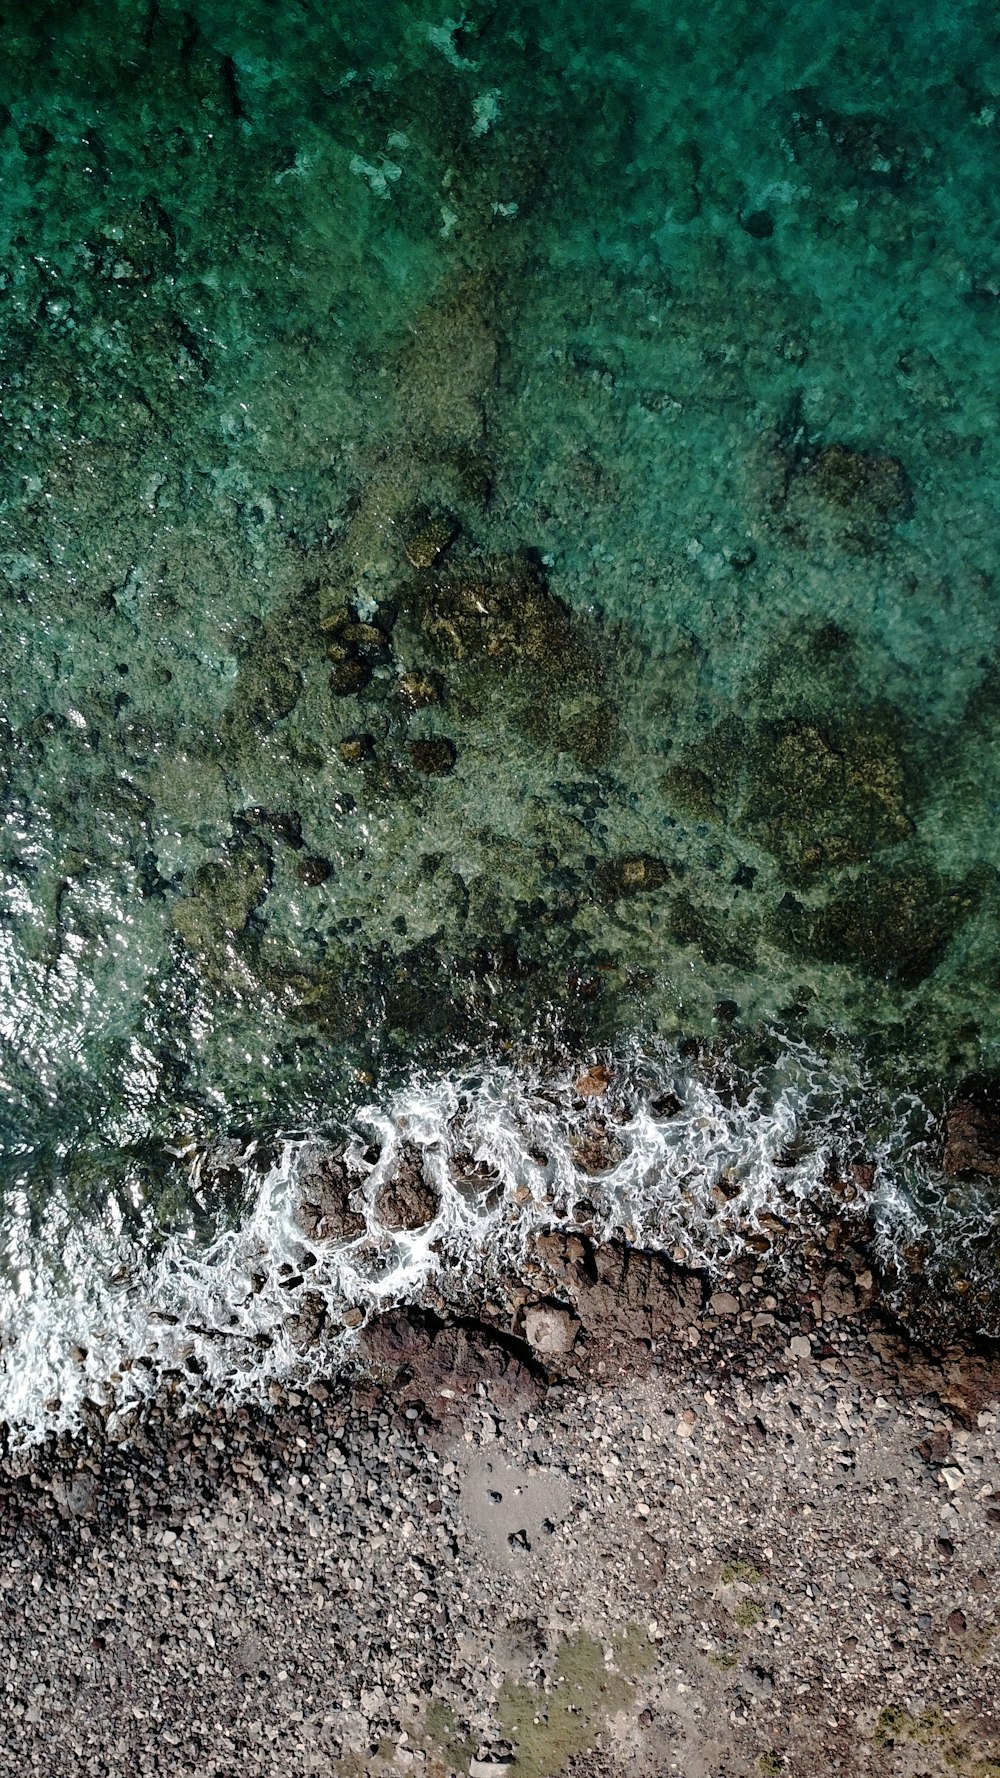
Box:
[398,669,443,708]
[596,854,672,899]
[296,854,331,886]
[338,732,375,764]
[420,551,574,673]
[806,442,912,521]
[742,714,913,880]
[330,657,372,696]
[773,864,984,984]
[405,514,457,570]
[408,737,456,776]
[170,841,270,952]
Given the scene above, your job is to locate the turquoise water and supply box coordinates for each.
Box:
[2,0,1000,1419]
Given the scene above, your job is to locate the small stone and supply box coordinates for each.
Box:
[575,1063,612,1098]
[523,1304,579,1356]
[296,855,331,886]
[339,733,374,764]
[469,1760,513,1777]
[409,737,456,776]
[789,1335,812,1359]
[399,670,442,709]
[710,1291,740,1316]
[947,1609,967,1634]
[405,515,457,569]
[941,1467,965,1492]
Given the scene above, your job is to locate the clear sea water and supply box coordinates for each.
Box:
[2,0,999,1434]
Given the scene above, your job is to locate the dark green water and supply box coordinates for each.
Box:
[2,0,999,1426]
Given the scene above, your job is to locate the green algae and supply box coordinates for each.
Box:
[496,1629,646,1778]
[873,1706,1000,1776]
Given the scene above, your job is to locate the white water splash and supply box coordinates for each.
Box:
[0,1037,933,1446]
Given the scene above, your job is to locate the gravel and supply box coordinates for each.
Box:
[0,1232,998,1777]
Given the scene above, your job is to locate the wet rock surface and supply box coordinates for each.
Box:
[295,1147,366,1243]
[374,1145,442,1232]
[943,1078,1000,1178]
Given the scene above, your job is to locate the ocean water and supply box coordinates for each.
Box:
[2,0,999,1436]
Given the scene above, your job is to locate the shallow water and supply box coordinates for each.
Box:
[2,0,999,1433]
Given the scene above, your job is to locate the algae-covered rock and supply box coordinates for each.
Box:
[806,442,912,522]
[398,669,443,708]
[742,714,913,881]
[408,737,456,775]
[405,514,457,570]
[170,842,270,954]
[420,550,576,673]
[595,853,671,900]
[400,549,618,767]
[224,651,302,737]
[772,863,984,985]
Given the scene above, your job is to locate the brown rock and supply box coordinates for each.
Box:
[405,515,457,570]
[533,1234,703,1357]
[575,1063,612,1098]
[408,737,456,776]
[821,1268,858,1318]
[330,657,371,696]
[359,1309,543,1421]
[296,1149,365,1242]
[570,1118,626,1175]
[375,1144,441,1230]
[943,1078,1000,1176]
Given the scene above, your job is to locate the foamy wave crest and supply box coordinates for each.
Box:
[0,1037,931,1445]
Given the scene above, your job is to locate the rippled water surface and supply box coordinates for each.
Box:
[2,0,999,1430]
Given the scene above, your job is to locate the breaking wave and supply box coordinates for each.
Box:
[0,1035,957,1446]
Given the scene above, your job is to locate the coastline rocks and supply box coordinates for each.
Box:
[375,1145,441,1231]
[358,1308,543,1421]
[296,1148,365,1243]
[942,1078,1000,1178]
[522,1303,580,1357]
[532,1234,704,1357]
[570,1118,627,1176]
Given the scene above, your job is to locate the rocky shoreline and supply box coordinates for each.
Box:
[2,1216,999,1778]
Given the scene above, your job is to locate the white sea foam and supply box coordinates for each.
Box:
[0,1037,939,1446]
